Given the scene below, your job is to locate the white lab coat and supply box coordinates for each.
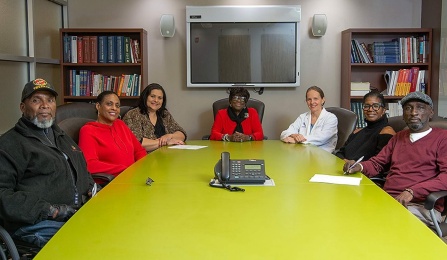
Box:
[280,108,338,153]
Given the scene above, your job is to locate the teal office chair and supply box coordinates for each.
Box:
[202,98,266,140]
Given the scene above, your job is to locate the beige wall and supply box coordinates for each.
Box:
[67,0,422,140]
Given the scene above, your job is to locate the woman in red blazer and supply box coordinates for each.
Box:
[210,87,264,142]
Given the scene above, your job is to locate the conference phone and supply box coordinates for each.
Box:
[213,152,267,184]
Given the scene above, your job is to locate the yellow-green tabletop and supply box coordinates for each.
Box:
[35,140,447,259]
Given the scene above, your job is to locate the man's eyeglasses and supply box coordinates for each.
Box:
[232,96,246,102]
[363,103,384,111]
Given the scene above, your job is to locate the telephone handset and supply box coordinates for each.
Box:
[214,152,231,183]
[214,151,266,184]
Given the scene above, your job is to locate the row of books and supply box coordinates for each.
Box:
[351,35,428,64]
[350,102,367,128]
[351,101,403,129]
[68,70,141,97]
[63,35,141,64]
[386,102,404,118]
[384,68,426,96]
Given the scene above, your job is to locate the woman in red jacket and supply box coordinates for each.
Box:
[79,91,147,178]
[210,87,264,142]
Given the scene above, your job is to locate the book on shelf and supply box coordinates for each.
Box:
[409,67,420,93]
[373,54,400,63]
[133,39,140,63]
[76,37,83,63]
[117,76,125,95]
[351,81,370,91]
[350,90,370,96]
[386,101,403,117]
[395,69,409,96]
[124,37,131,63]
[70,36,78,64]
[107,36,117,63]
[350,102,366,128]
[98,36,107,63]
[360,43,373,63]
[116,36,124,63]
[63,34,71,63]
[90,36,98,63]
[82,36,90,63]
[383,68,425,96]
[351,40,372,63]
[367,36,428,64]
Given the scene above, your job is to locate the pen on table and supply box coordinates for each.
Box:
[344,156,364,175]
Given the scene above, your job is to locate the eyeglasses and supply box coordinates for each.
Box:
[232,96,246,102]
[362,103,384,111]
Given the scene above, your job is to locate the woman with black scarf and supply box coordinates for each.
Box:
[209,87,264,142]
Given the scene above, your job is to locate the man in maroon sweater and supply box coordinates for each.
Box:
[344,91,447,226]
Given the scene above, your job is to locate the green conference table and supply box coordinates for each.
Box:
[36,140,447,259]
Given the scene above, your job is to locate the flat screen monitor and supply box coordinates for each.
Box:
[186,5,301,88]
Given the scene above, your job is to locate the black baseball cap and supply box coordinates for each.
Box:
[21,78,58,101]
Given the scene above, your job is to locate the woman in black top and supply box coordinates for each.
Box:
[335,91,396,161]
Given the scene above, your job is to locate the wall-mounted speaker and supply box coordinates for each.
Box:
[312,14,327,37]
[160,14,175,38]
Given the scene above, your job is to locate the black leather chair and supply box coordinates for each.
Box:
[0,222,40,260]
[56,103,133,124]
[55,102,97,124]
[387,115,407,132]
[326,107,358,152]
[423,119,447,237]
[119,105,133,119]
[202,98,266,140]
[371,118,447,237]
[57,117,115,185]
[212,98,265,123]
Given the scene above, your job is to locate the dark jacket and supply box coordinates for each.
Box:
[0,117,95,232]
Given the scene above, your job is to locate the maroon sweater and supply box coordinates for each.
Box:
[362,127,447,212]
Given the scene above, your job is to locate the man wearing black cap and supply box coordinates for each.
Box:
[343,91,447,227]
[0,78,95,248]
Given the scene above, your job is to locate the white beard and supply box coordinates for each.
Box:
[32,117,54,129]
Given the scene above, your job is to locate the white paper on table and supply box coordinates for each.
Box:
[168,145,207,150]
[309,174,362,186]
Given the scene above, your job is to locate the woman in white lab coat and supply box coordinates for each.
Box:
[280,86,338,153]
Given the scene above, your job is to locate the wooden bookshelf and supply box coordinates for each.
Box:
[341,28,433,111]
[59,28,148,106]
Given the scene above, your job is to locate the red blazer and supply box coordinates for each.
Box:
[210,108,264,141]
